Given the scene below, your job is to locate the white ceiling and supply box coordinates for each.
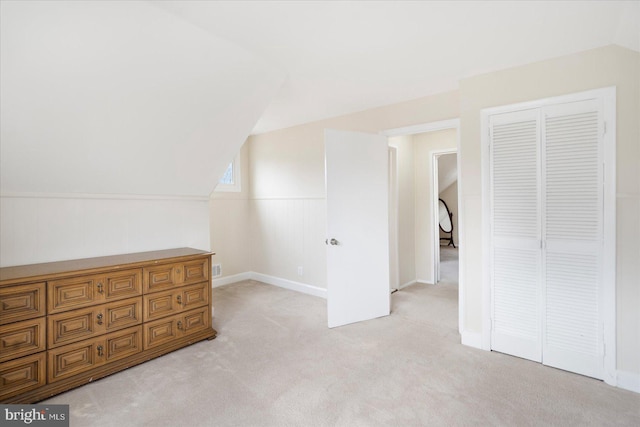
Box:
[1,1,638,197]
[152,0,640,134]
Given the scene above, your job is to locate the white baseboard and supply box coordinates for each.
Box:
[251,272,327,299]
[211,271,327,299]
[211,272,252,288]
[461,330,484,349]
[398,280,417,290]
[416,279,435,285]
[617,370,640,393]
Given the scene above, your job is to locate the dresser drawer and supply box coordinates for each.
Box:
[104,297,142,332]
[0,283,46,325]
[143,282,208,322]
[48,269,142,314]
[48,297,142,348]
[143,306,210,350]
[48,337,104,383]
[181,258,209,286]
[0,352,46,400]
[48,326,144,383]
[143,257,209,293]
[104,326,142,364]
[0,318,46,362]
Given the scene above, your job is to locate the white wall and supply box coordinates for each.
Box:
[389,135,416,287]
[1,196,210,267]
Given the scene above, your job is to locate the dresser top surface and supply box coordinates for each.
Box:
[0,248,212,285]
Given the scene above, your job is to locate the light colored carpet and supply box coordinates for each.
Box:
[45,278,639,426]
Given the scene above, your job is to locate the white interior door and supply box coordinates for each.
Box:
[325,129,390,328]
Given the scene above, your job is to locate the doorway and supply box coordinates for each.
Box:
[384,119,463,332]
[433,151,458,285]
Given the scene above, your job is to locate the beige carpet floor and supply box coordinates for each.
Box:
[45,267,639,426]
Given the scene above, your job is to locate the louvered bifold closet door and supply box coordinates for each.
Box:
[542,100,604,379]
[490,109,542,362]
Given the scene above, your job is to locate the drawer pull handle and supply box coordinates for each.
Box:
[177,320,183,330]
[96,313,103,325]
[176,268,181,274]
[176,295,182,305]
[97,345,104,357]
[97,282,104,294]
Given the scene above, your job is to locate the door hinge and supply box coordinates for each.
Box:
[603,121,607,136]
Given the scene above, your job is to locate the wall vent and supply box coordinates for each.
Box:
[212,264,222,278]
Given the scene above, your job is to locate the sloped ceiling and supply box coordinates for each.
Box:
[153,0,639,134]
[0,1,284,196]
[2,1,638,197]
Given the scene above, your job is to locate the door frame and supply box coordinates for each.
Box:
[431,148,458,285]
[382,118,463,334]
[389,146,400,291]
[480,87,617,385]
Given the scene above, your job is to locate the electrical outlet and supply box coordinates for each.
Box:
[297,266,303,276]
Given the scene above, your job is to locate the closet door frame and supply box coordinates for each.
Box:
[480,87,616,386]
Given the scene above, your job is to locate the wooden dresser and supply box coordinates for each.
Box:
[0,248,217,403]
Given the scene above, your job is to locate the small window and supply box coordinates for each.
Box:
[215,156,241,192]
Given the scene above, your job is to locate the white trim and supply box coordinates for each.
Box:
[210,271,327,298]
[430,148,457,286]
[455,126,465,335]
[0,192,209,201]
[212,272,252,288]
[388,146,400,291]
[480,109,493,351]
[382,119,460,137]
[480,87,614,116]
[461,330,484,349]
[415,279,435,285]
[480,86,617,377]
[602,87,617,386]
[617,371,640,394]
[251,272,327,299]
[398,280,417,290]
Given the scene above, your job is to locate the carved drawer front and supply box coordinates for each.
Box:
[143,282,208,322]
[48,337,106,383]
[143,264,180,293]
[0,318,46,362]
[48,306,106,349]
[182,282,209,311]
[48,275,100,314]
[181,258,209,286]
[105,297,142,332]
[0,352,47,400]
[143,307,210,350]
[0,282,46,325]
[143,289,178,322]
[102,269,142,301]
[143,315,179,350]
[181,306,209,336]
[104,326,142,363]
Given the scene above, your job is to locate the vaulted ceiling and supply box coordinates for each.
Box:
[1,1,638,197]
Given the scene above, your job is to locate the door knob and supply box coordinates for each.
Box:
[329,238,339,246]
